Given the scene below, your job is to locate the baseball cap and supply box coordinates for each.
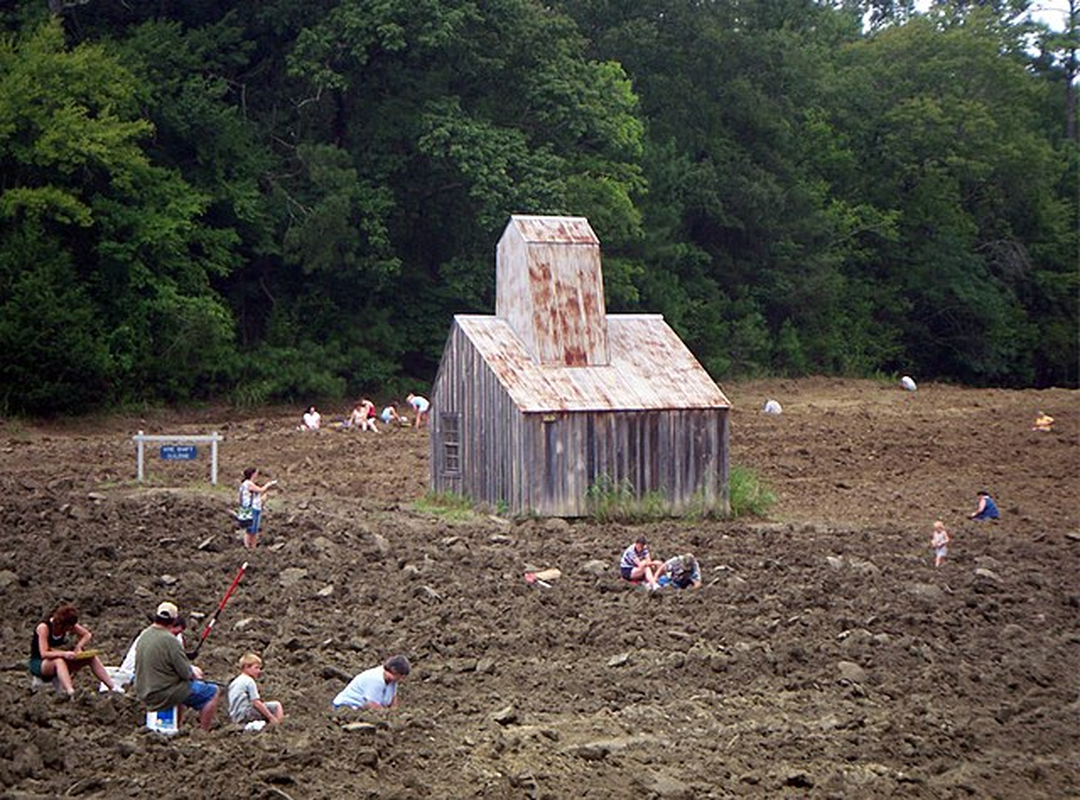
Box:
[155,601,180,623]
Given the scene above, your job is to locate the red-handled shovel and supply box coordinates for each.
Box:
[187,561,247,660]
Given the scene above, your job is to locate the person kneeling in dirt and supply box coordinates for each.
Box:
[969,490,1000,521]
[228,653,284,728]
[134,602,220,731]
[658,554,702,590]
[381,404,408,426]
[29,603,120,697]
[332,655,411,710]
[619,535,664,591]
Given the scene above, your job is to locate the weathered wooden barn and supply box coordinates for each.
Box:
[430,215,730,517]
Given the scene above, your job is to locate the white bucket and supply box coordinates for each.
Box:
[146,706,180,735]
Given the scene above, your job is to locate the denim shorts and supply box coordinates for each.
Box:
[184,680,218,710]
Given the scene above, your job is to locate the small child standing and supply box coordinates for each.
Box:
[228,653,284,728]
[930,520,950,568]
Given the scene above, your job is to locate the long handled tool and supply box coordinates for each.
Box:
[188,561,247,660]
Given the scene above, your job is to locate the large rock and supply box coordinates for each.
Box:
[580,559,609,576]
[910,583,945,602]
[279,568,308,588]
[837,660,868,684]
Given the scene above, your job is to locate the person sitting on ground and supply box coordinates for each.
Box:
[619,535,665,591]
[380,405,408,426]
[346,403,364,429]
[357,399,379,432]
[659,553,703,589]
[332,655,411,710]
[970,490,1000,520]
[104,616,186,691]
[300,405,322,431]
[134,602,220,731]
[228,653,284,727]
[29,604,119,697]
[406,393,430,428]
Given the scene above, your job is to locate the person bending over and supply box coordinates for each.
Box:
[332,655,411,710]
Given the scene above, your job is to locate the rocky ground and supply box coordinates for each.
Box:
[0,377,1077,799]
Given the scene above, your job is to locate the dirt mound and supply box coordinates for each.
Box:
[1,379,1077,798]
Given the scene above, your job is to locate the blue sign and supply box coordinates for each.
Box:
[160,445,197,461]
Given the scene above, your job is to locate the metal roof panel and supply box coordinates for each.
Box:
[453,315,729,412]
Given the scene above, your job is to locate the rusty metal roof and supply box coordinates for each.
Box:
[505,215,599,245]
[453,314,730,412]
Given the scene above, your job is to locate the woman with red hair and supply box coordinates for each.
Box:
[29,604,118,697]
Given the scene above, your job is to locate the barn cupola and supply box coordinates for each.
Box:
[495,215,609,367]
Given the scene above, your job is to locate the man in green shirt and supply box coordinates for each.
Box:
[134,602,220,731]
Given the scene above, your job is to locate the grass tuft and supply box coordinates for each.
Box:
[412,491,477,522]
[728,465,777,518]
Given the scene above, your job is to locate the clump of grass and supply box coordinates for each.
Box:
[413,491,477,522]
[728,465,777,518]
[586,475,671,523]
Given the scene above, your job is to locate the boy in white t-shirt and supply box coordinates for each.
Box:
[228,653,284,727]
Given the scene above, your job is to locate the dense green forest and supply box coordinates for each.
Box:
[1,0,1076,414]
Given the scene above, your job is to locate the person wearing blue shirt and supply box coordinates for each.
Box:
[970,491,1000,520]
[332,655,411,710]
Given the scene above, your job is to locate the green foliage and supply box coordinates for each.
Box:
[0,234,113,412]
[0,0,1075,416]
[413,491,477,522]
[0,18,244,413]
[728,466,778,519]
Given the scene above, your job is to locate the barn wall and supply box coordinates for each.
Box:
[521,409,730,517]
[430,325,525,509]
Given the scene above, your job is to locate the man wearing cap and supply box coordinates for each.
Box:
[106,614,186,690]
[659,554,702,590]
[134,602,220,730]
[332,655,411,710]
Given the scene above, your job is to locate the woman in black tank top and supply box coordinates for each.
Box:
[28,604,118,696]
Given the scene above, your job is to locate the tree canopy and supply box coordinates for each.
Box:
[0,0,1075,414]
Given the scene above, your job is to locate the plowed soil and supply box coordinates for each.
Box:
[1,377,1077,799]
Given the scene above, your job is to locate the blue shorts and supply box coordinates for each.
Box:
[620,566,634,580]
[249,508,262,535]
[184,680,218,711]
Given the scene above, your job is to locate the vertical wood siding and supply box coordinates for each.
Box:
[433,325,729,517]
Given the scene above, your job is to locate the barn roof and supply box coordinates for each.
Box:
[454,314,730,412]
[503,215,599,245]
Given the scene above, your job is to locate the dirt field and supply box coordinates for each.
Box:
[1,377,1077,799]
